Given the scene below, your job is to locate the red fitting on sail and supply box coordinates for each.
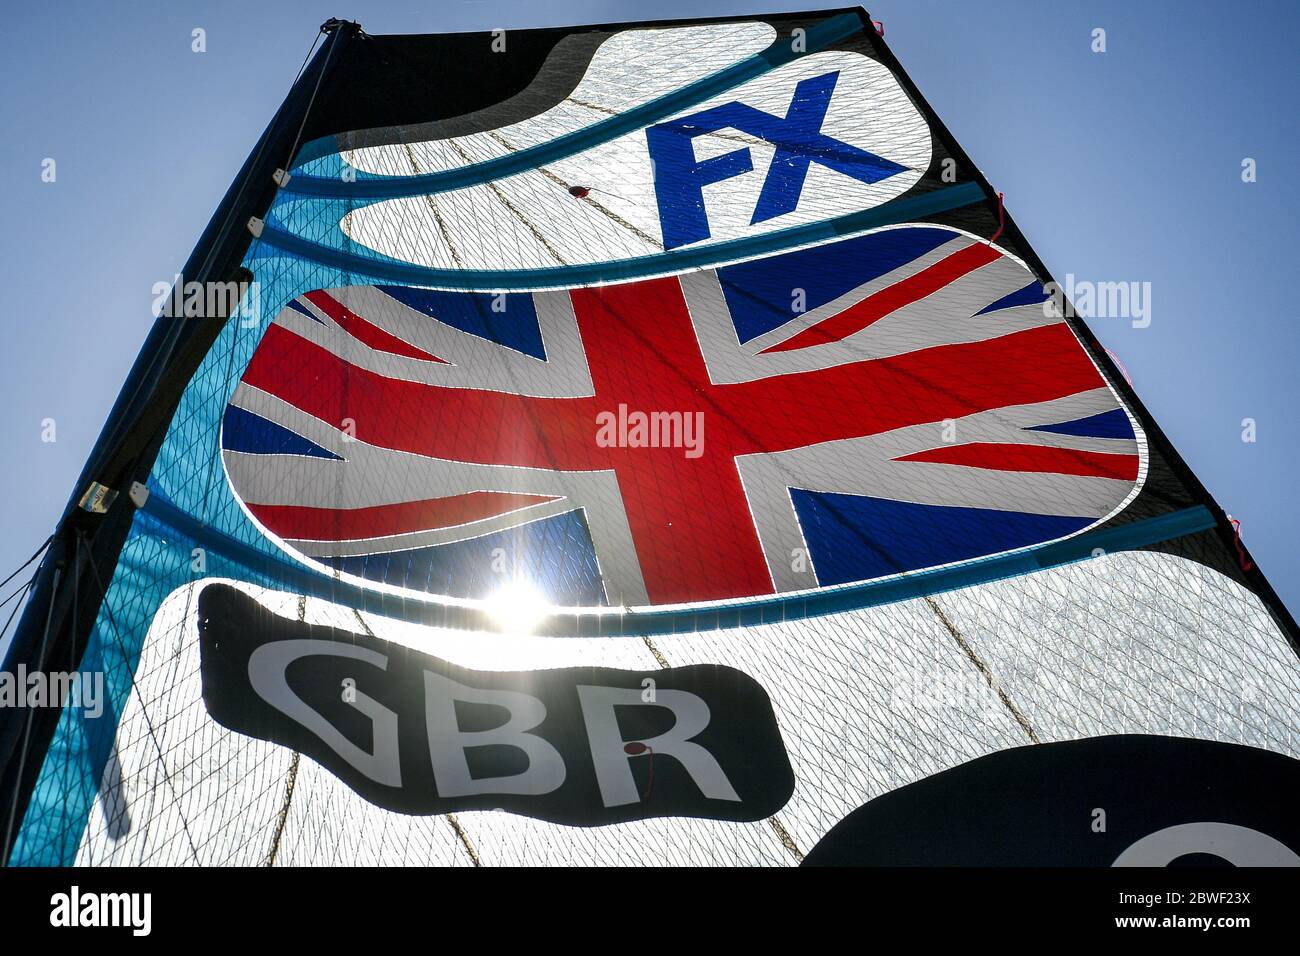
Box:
[568,185,591,199]
[1104,347,1134,387]
[1230,518,1254,572]
[990,191,1005,243]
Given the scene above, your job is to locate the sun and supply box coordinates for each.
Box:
[484,579,551,636]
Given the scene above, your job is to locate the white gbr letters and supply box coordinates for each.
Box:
[198,583,793,824]
[250,639,402,787]
[249,637,739,805]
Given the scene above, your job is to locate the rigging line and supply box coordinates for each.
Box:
[484,131,664,251]
[56,534,83,851]
[1229,518,1253,572]
[399,144,465,267]
[2,563,62,866]
[0,535,52,597]
[95,25,334,519]
[192,33,326,515]
[636,634,804,863]
[0,582,33,642]
[264,596,308,866]
[128,34,330,525]
[989,191,1005,244]
[445,813,482,866]
[196,32,336,525]
[0,578,34,618]
[434,139,599,605]
[0,585,35,846]
[194,26,323,284]
[78,536,202,864]
[90,37,328,496]
[264,751,302,866]
[768,815,805,862]
[642,636,670,669]
[924,594,1040,744]
[282,26,342,181]
[69,539,79,674]
[443,139,568,265]
[348,608,482,867]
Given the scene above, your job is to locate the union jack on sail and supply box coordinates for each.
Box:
[221,225,1144,608]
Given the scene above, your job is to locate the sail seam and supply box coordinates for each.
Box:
[264,596,308,866]
[767,816,805,862]
[924,595,1040,744]
[445,813,482,866]
[642,636,670,669]
[445,140,568,265]
[486,130,665,250]
[82,538,203,864]
[264,752,300,866]
[350,608,483,867]
[400,144,466,268]
[642,636,805,863]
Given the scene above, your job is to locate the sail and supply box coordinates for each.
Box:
[2,8,1297,867]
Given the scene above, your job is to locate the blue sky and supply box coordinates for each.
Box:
[1,0,1296,637]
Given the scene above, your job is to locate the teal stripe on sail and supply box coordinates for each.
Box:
[257,182,988,291]
[130,492,1216,640]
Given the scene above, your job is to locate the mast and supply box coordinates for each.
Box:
[0,19,363,863]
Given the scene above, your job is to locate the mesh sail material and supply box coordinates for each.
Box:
[8,10,1297,867]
